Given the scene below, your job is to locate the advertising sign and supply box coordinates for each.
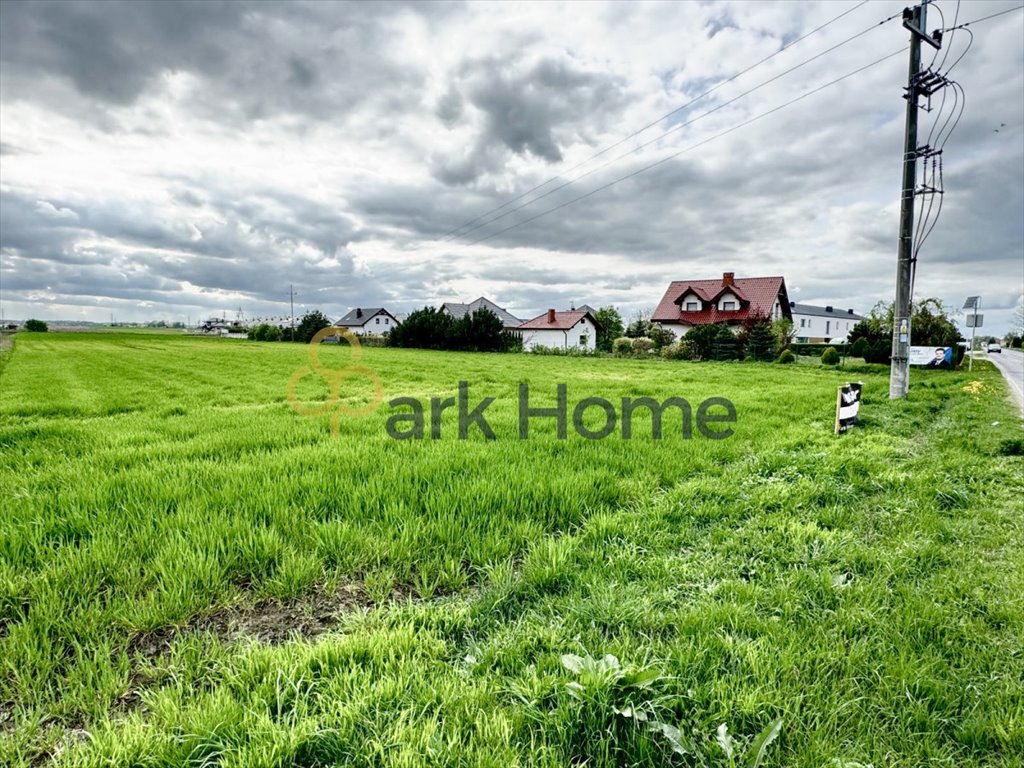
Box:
[835,382,863,435]
[909,346,953,367]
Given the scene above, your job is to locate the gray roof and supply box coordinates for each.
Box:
[441,297,523,329]
[336,307,395,327]
[790,302,864,321]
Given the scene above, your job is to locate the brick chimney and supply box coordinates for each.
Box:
[546,308,556,323]
[722,272,735,286]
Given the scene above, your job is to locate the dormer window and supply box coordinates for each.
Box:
[685,301,700,311]
[722,301,737,311]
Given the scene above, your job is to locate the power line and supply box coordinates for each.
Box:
[453,10,907,244]
[437,0,874,242]
[462,47,906,249]
[942,4,1024,30]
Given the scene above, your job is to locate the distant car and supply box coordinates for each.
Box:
[986,343,1001,353]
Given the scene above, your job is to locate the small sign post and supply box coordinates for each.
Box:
[963,296,981,372]
[835,382,863,435]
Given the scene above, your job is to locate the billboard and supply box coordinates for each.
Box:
[909,346,953,368]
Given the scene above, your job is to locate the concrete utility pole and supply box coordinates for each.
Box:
[890,2,942,399]
[289,284,296,340]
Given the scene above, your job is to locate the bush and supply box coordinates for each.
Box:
[821,347,841,365]
[24,319,48,332]
[529,345,595,357]
[776,349,795,364]
[265,325,283,342]
[612,337,633,357]
[681,324,720,361]
[631,337,655,356]
[850,337,868,359]
[660,341,687,360]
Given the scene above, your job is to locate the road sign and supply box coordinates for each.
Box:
[966,314,984,328]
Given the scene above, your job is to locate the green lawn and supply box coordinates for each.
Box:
[1,332,1021,767]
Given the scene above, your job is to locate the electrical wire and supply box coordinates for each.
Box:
[451,11,907,244]
[461,47,907,249]
[943,4,1024,29]
[437,0,881,242]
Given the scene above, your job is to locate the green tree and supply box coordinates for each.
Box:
[712,324,741,360]
[452,308,507,352]
[388,307,455,350]
[24,319,48,332]
[593,306,623,352]
[745,322,776,361]
[295,311,332,343]
[770,317,794,355]
[680,324,720,360]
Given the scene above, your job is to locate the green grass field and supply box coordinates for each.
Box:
[1,332,1022,767]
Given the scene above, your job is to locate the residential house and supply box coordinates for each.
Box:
[652,272,791,336]
[518,309,600,352]
[790,302,863,343]
[335,307,400,335]
[440,297,523,330]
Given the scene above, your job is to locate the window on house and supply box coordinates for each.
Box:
[800,318,806,327]
[375,317,380,324]
[722,301,737,311]
[826,321,830,334]
[385,318,389,325]
[685,301,699,311]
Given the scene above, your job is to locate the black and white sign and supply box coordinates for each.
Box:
[835,382,863,435]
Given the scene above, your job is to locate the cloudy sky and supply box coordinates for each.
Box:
[1,0,1022,332]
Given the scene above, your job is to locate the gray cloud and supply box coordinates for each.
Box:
[0,0,1021,332]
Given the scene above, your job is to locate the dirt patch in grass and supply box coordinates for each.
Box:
[128,581,380,659]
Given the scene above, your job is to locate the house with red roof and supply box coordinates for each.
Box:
[652,272,791,337]
[518,309,600,352]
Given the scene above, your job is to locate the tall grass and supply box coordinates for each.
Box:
[0,332,1021,766]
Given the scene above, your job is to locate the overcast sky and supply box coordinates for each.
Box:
[1,0,1022,333]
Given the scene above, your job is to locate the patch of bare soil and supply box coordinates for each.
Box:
[128,580,378,660]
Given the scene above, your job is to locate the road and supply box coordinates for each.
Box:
[982,348,1024,415]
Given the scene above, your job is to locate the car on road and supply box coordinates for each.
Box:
[987,343,1002,353]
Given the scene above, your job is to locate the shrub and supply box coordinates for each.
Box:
[660,341,687,360]
[821,346,841,365]
[612,337,633,357]
[264,325,282,342]
[24,319,48,332]
[850,337,868,359]
[776,349,795,364]
[681,324,720,361]
[631,337,655,356]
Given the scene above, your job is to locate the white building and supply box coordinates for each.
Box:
[335,307,400,335]
[518,309,599,352]
[790,302,863,343]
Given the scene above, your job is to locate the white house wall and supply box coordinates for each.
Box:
[521,318,597,351]
[793,312,857,343]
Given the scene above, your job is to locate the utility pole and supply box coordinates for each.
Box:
[289,284,296,340]
[890,2,942,398]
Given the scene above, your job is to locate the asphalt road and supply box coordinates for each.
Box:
[982,348,1024,415]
